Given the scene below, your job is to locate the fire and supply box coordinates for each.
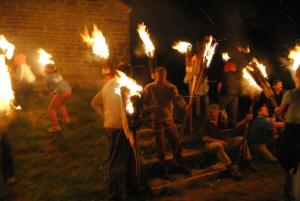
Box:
[0,35,15,60]
[252,58,268,78]
[0,35,15,114]
[137,22,155,58]
[203,35,218,68]
[243,67,261,92]
[81,24,109,59]
[288,45,300,72]
[37,49,55,67]
[222,52,230,62]
[172,41,192,54]
[114,70,143,114]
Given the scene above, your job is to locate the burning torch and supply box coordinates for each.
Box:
[137,22,155,79]
[245,59,278,108]
[81,24,110,74]
[115,70,143,191]
[0,35,16,116]
[180,35,218,135]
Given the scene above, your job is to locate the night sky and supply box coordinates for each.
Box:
[124,0,300,94]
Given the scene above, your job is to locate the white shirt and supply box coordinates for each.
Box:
[15,63,36,84]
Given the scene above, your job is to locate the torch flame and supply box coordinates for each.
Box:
[0,35,15,114]
[288,45,300,72]
[203,35,218,68]
[114,70,143,114]
[37,49,55,67]
[172,41,192,54]
[137,22,155,58]
[222,52,230,62]
[81,24,109,59]
[243,67,262,92]
[252,58,268,78]
[0,35,15,60]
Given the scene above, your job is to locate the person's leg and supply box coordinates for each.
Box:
[59,91,71,123]
[227,96,239,123]
[251,144,278,162]
[206,141,231,166]
[48,93,63,130]
[153,122,168,175]
[164,120,184,166]
[105,129,132,201]
[1,134,15,183]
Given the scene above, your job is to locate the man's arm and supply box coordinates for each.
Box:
[171,85,187,110]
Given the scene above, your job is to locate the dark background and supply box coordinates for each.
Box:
[124,0,300,98]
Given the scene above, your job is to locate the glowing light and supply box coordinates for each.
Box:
[0,35,15,114]
[222,52,230,62]
[37,49,55,67]
[172,41,192,54]
[243,67,262,92]
[137,22,155,58]
[81,24,109,59]
[0,35,15,60]
[203,35,218,68]
[288,45,300,72]
[115,70,142,114]
[252,58,268,78]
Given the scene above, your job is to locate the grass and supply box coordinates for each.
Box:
[0,89,110,201]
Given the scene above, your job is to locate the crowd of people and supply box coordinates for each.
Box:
[1,48,300,201]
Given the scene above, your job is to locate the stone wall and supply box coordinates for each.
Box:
[0,0,131,88]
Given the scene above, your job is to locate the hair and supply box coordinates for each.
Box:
[272,79,282,86]
[208,104,219,112]
[154,66,167,73]
[117,62,132,76]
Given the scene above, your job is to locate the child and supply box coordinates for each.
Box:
[44,64,72,133]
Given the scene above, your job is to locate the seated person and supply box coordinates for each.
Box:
[248,104,280,162]
[201,104,254,179]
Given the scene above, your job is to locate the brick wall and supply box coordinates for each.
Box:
[0,0,131,89]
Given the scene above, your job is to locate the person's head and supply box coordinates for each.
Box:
[154,67,167,83]
[117,62,132,77]
[257,104,269,117]
[272,80,283,93]
[14,52,26,66]
[208,104,219,121]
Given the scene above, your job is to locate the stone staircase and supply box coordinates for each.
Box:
[137,126,227,194]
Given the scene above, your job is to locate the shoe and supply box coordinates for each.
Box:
[47,126,61,133]
[226,164,243,181]
[175,165,191,175]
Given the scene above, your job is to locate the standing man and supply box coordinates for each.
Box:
[275,67,300,201]
[144,67,190,179]
[91,63,137,201]
[12,52,36,109]
[184,54,210,131]
[218,60,241,124]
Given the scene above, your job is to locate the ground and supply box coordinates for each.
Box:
[0,90,285,201]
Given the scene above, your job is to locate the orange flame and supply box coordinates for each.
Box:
[37,49,55,67]
[172,41,192,54]
[242,67,262,92]
[0,36,15,114]
[288,45,300,73]
[81,24,109,59]
[203,35,218,68]
[137,23,155,58]
[115,70,142,114]
[252,58,268,78]
[222,52,230,62]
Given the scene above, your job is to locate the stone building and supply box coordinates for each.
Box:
[0,0,131,88]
